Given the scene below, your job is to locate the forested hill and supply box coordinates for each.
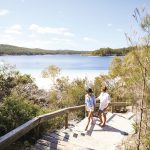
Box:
[91,47,133,56]
[0,44,139,56]
[0,44,90,55]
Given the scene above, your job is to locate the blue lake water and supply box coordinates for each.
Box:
[0,55,114,72]
[0,55,115,89]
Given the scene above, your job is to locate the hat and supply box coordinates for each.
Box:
[87,88,93,93]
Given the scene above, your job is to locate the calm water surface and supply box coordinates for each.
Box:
[0,55,113,72]
[0,55,115,89]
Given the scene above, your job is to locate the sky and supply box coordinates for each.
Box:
[0,0,149,50]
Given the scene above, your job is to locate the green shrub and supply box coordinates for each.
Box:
[0,95,40,136]
[142,136,150,150]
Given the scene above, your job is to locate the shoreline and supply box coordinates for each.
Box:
[0,54,86,56]
[31,70,108,90]
[0,53,124,57]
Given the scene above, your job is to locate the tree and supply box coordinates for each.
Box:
[0,63,18,101]
[42,65,61,85]
[109,7,150,149]
[0,94,40,136]
[126,8,150,150]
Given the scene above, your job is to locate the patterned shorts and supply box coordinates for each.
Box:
[86,106,94,112]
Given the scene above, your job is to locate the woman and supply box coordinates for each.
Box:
[97,86,110,127]
[85,88,96,131]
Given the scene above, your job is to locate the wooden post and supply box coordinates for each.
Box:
[111,105,113,113]
[85,106,87,118]
[34,125,40,139]
[65,113,68,129]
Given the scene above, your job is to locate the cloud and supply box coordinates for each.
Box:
[5,24,22,34]
[83,37,90,41]
[0,23,76,50]
[29,24,66,34]
[0,24,101,50]
[83,37,97,42]
[0,34,15,41]
[29,24,75,37]
[107,23,112,27]
[63,32,74,37]
[52,37,71,42]
[28,33,36,38]
[0,9,9,16]
[0,30,73,50]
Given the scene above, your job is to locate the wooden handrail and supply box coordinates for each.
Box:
[0,102,130,149]
[38,105,85,124]
[0,117,39,149]
[0,105,85,149]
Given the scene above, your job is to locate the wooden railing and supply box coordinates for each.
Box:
[0,102,130,150]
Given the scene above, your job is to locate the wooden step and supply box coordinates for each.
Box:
[32,139,66,150]
[33,113,135,150]
[42,130,98,149]
[33,138,93,150]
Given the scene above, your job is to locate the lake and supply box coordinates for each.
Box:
[0,55,114,90]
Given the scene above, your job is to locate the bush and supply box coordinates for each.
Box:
[0,75,16,101]
[53,78,86,108]
[0,95,40,136]
[142,136,150,150]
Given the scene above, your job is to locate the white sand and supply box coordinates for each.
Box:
[32,70,108,91]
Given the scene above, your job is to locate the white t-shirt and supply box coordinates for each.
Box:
[98,92,111,110]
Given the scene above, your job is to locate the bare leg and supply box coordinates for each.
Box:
[98,112,103,126]
[103,113,106,126]
[85,111,92,130]
[91,112,94,124]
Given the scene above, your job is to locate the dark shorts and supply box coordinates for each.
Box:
[99,109,107,114]
[99,109,103,113]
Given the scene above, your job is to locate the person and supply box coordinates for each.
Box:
[97,86,110,127]
[85,88,96,131]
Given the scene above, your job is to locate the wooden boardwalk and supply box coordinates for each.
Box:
[32,112,135,150]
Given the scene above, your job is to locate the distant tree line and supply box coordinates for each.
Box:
[0,44,143,56]
[0,44,90,55]
[91,47,135,56]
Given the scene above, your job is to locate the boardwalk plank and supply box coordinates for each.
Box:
[33,112,135,150]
